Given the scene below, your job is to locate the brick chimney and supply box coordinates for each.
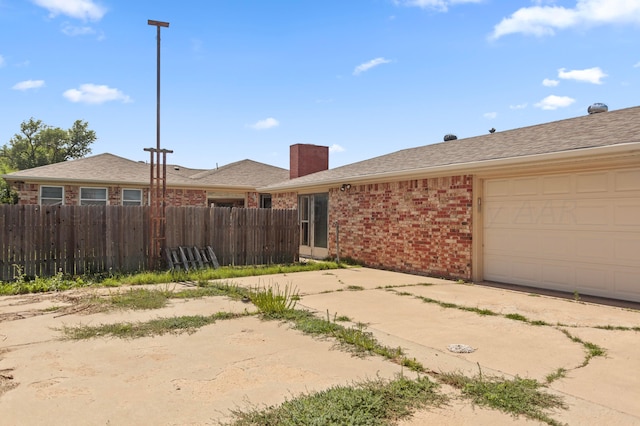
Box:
[289,144,329,179]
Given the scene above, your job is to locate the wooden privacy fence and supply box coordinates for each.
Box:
[0,205,299,281]
[165,206,299,267]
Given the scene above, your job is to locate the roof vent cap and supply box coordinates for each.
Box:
[444,134,457,142]
[588,103,608,114]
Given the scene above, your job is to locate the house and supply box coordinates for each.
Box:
[3,153,289,208]
[261,105,640,303]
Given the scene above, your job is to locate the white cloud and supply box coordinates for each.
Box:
[490,0,640,39]
[0,55,5,68]
[33,0,106,21]
[329,144,345,153]
[483,112,497,119]
[353,57,391,76]
[62,23,95,36]
[534,95,575,110]
[509,103,528,110]
[12,80,45,91]
[633,61,640,68]
[542,78,559,87]
[558,67,607,84]
[393,0,482,12]
[250,117,279,130]
[63,83,131,104]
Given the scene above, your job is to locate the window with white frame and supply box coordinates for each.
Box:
[122,189,143,206]
[80,187,107,205]
[40,186,64,205]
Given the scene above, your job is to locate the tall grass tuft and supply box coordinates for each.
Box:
[249,283,298,318]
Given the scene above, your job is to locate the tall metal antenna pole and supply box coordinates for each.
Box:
[148,19,169,152]
[147,19,170,269]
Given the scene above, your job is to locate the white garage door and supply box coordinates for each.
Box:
[483,168,640,302]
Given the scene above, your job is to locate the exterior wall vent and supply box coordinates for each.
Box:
[444,134,457,142]
[588,103,608,114]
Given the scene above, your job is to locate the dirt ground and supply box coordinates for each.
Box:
[1,268,639,425]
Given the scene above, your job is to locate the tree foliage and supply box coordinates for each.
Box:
[0,158,18,204]
[1,118,96,170]
[0,118,97,204]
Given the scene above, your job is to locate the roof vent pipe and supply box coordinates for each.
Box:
[444,134,457,142]
[588,103,608,114]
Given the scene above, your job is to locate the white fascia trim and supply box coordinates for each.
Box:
[260,142,640,192]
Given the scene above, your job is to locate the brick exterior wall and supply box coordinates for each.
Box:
[329,175,473,280]
[12,182,206,207]
[165,188,207,207]
[246,192,259,208]
[290,144,329,179]
[272,192,298,209]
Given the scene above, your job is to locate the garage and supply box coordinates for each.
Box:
[483,168,640,302]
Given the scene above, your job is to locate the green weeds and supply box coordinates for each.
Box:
[557,329,606,367]
[440,368,566,426]
[227,375,443,426]
[60,311,249,339]
[0,262,340,296]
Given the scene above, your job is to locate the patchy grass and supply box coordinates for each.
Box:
[109,288,172,310]
[227,375,444,426]
[545,368,568,384]
[249,283,298,318]
[440,370,566,426]
[557,329,606,367]
[594,325,640,332]
[280,310,425,372]
[505,313,528,322]
[334,315,351,322]
[59,311,250,340]
[0,262,341,295]
[345,285,365,291]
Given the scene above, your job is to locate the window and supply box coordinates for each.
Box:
[80,187,107,205]
[40,186,63,205]
[122,189,143,206]
[260,194,272,209]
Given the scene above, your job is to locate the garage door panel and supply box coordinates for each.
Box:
[615,239,640,262]
[541,264,572,287]
[577,172,609,193]
[513,177,538,195]
[575,268,609,291]
[574,201,609,226]
[614,270,640,298]
[542,175,571,194]
[512,261,541,283]
[484,169,640,302]
[574,236,612,260]
[614,169,640,191]
[614,201,640,226]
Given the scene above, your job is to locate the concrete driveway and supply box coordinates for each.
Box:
[1,267,638,425]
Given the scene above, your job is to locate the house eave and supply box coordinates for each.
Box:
[259,142,640,192]
[2,175,259,192]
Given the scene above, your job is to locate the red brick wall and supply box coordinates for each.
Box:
[329,175,473,280]
[13,183,38,205]
[165,188,207,207]
[272,192,297,209]
[246,192,259,208]
[290,144,329,179]
[12,182,205,207]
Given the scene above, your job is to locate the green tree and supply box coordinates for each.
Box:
[0,118,96,204]
[1,118,96,170]
[0,158,18,204]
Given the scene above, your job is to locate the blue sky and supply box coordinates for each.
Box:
[1,0,639,170]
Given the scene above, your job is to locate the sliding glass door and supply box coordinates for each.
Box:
[299,193,328,259]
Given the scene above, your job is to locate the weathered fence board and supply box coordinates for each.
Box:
[0,205,299,281]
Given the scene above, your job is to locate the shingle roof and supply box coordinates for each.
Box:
[262,105,640,191]
[3,153,288,189]
[189,159,289,187]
